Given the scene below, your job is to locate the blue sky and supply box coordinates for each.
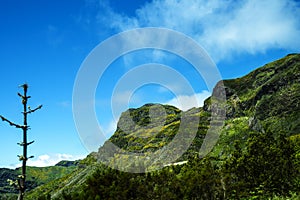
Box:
[0,0,299,168]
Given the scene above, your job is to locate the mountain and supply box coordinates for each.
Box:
[96,53,300,172]
[0,163,78,199]
[55,160,80,167]
[4,54,300,199]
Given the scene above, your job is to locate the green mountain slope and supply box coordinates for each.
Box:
[24,54,300,199]
[96,104,211,172]
[95,53,300,172]
[0,164,77,199]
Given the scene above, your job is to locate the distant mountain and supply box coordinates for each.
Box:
[7,54,300,199]
[55,160,80,167]
[0,162,78,199]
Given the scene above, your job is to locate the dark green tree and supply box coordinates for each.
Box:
[224,131,296,198]
[0,84,42,200]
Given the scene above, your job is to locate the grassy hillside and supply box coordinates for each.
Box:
[0,163,78,199]
[21,54,300,199]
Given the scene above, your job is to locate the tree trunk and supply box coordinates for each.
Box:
[0,84,42,200]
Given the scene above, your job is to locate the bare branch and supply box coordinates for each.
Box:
[19,83,28,89]
[26,105,42,114]
[18,155,34,161]
[17,140,34,146]
[17,142,24,146]
[0,115,23,129]
[17,93,24,98]
[28,155,34,160]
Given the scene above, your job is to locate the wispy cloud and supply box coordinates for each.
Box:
[164,90,211,111]
[46,24,64,47]
[96,0,300,62]
[57,100,71,108]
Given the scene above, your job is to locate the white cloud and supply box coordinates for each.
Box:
[12,154,86,168]
[97,0,300,62]
[164,90,211,111]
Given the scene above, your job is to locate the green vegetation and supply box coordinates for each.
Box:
[27,129,299,199]
[0,165,77,199]
[1,54,299,199]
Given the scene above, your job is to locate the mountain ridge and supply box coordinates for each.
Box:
[1,53,299,199]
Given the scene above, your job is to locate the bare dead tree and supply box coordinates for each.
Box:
[0,84,42,200]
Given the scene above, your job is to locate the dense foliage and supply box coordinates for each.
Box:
[35,129,297,200]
